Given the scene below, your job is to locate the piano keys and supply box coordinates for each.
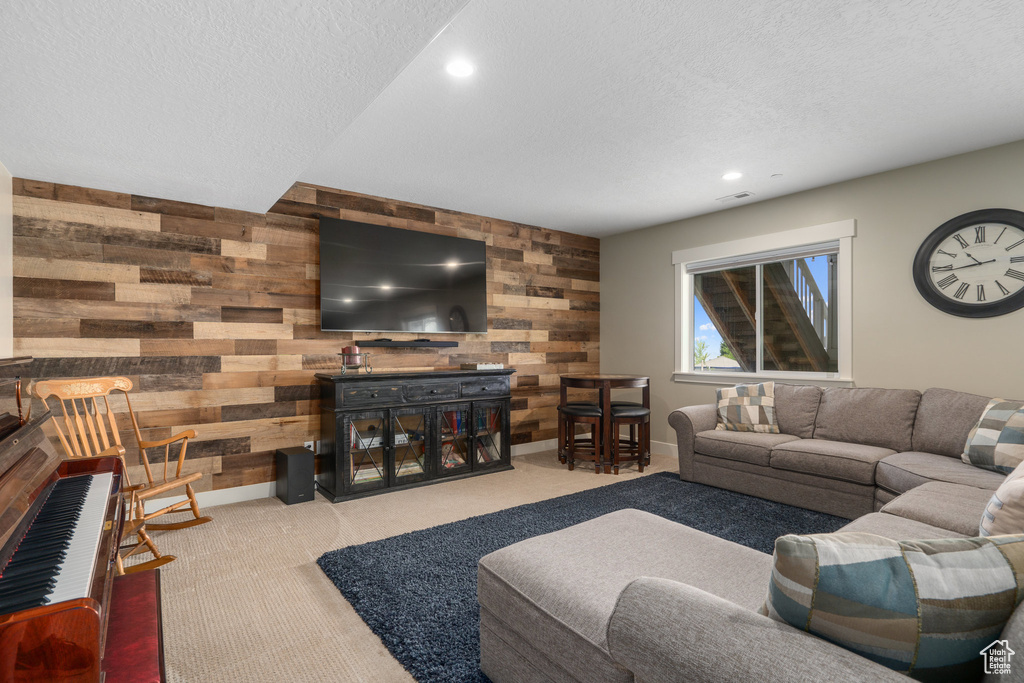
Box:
[0,472,114,613]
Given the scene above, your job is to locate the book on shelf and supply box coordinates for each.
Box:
[352,466,383,483]
[460,363,504,370]
[395,460,424,476]
[353,460,423,482]
[441,410,464,435]
[440,443,466,468]
[476,441,496,463]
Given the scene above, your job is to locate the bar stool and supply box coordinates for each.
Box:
[610,403,651,474]
[558,403,603,473]
[558,401,596,463]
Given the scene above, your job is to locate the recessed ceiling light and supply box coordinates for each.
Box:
[342,297,353,303]
[446,60,474,78]
[380,284,392,291]
[446,259,460,269]
[722,171,743,181]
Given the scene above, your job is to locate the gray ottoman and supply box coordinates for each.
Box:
[477,509,773,683]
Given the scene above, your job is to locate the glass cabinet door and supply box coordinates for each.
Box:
[472,401,507,469]
[345,412,388,492]
[392,408,428,484]
[436,404,471,476]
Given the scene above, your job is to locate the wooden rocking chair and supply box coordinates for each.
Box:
[33,376,212,561]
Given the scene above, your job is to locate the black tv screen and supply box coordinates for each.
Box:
[320,218,488,333]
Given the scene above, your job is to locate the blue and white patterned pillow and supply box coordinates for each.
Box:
[762,532,1024,680]
[963,399,1024,474]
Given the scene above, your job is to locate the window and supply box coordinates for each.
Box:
[673,219,855,383]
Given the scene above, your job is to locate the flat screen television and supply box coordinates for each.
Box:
[319,217,488,333]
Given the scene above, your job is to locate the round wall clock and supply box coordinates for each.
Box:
[913,208,1024,318]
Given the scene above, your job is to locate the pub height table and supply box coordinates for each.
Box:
[558,374,650,473]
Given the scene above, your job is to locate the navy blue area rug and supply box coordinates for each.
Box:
[317,472,846,682]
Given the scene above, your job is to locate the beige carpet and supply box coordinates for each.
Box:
[142,450,679,683]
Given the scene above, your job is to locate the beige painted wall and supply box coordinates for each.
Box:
[601,139,1024,445]
[0,160,11,359]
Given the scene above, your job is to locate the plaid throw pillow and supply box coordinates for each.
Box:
[715,382,779,433]
[981,460,1024,536]
[761,532,1024,680]
[962,398,1024,474]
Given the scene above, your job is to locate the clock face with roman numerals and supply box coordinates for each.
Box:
[913,209,1024,318]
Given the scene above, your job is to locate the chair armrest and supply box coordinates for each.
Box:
[607,577,906,683]
[99,444,126,457]
[667,404,716,480]
[133,472,203,498]
[138,430,197,449]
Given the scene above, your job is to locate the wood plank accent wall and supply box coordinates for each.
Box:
[9,179,600,492]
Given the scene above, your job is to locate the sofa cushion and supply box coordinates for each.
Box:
[769,439,894,485]
[981,460,1024,537]
[813,386,920,452]
[695,430,799,467]
[773,383,821,439]
[879,482,993,536]
[911,387,992,458]
[762,532,1024,680]
[839,512,967,539]
[874,488,898,510]
[962,398,1024,474]
[477,509,772,683]
[875,451,1005,495]
[715,382,779,433]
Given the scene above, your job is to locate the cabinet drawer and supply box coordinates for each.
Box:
[404,382,459,403]
[461,377,509,398]
[343,384,402,406]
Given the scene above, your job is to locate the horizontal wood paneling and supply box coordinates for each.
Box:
[11,179,599,492]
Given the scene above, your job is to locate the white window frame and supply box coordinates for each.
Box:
[673,219,856,385]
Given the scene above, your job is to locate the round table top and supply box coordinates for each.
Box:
[560,374,649,382]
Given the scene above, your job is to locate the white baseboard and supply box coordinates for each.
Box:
[149,436,648,508]
[513,437,675,459]
[149,481,277,510]
[651,439,678,458]
[511,438,556,457]
[151,439,559,508]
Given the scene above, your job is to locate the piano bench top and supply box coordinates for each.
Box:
[103,569,165,683]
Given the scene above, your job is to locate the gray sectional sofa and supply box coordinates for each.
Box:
[478,385,1019,682]
[670,385,1001,518]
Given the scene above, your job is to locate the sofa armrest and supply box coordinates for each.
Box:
[667,404,716,480]
[607,577,906,683]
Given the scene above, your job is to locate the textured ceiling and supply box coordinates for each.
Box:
[303,0,1024,235]
[2,1,1024,235]
[0,0,466,212]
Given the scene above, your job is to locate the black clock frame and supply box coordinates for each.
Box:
[912,208,1024,318]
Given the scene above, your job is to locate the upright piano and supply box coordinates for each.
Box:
[0,358,164,682]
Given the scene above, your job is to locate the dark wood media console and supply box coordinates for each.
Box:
[315,369,515,501]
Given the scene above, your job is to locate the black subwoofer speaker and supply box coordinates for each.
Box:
[276,446,315,505]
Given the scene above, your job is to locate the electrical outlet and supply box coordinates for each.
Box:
[303,440,315,452]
